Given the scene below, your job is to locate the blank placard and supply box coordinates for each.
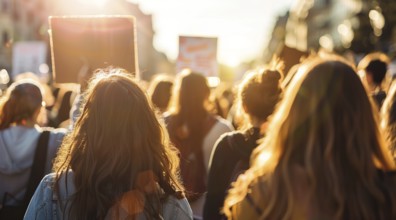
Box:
[49,15,138,83]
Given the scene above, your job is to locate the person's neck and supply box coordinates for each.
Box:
[17,120,36,128]
[250,117,267,131]
[369,83,382,93]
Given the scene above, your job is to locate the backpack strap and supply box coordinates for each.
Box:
[245,192,263,216]
[23,130,50,207]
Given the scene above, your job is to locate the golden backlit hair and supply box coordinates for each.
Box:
[234,67,283,129]
[382,81,396,157]
[224,56,396,220]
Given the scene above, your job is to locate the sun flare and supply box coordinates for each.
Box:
[77,0,108,7]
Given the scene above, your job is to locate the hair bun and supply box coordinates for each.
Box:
[239,68,283,122]
[260,70,282,92]
[262,70,282,83]
[259,70,282,99]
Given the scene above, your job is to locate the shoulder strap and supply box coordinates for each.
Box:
[245,192,263,216]
[23,130,51,207]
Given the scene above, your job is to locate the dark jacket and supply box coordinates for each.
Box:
[203,127,262,220]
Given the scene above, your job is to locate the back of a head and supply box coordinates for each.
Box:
[225,57,396,220]
[358,53,390,86]
[170,71,210,118]
[80,71,150,145]
[285,60,395,219]
[0,79,43,129]
[366,60,388,85]
[73,70,174,177]
[239,68,283,122]
[149,75,173,112]
[284,59,391,169]
[265,57,394,219]
[56,70,183,219]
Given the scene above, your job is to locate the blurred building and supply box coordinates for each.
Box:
[0,0,54,71]
[262,12,289,63]
[12,0,49,41]
[0,0,172,80]
[267,0,396,57]
[371,0,396,54]
[0,0,13,70]
[285,0,361,52]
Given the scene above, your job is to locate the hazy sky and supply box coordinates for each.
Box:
[129,0,293,66]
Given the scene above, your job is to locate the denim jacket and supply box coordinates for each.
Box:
[24,172,193,220]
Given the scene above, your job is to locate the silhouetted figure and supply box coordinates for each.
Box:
[358,52,390,109]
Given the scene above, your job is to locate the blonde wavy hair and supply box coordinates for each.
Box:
[224,57,396,220]
[382,81,396,157]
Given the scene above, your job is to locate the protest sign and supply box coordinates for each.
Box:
[176,36,218,77]
[49,15,138,83]
[12,41,47,79]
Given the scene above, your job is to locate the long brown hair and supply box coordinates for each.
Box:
[167,71,211,148]
[54,70,184,219]
[224,57,396,220]
[0,79,43,130]
[165,71,212,199]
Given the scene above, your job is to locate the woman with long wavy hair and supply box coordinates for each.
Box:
[25,70,192,219]
[224,57,396,220]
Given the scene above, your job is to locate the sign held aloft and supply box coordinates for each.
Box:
[49,15,138,83]
[176,36,218,77]
[12,41,47,79]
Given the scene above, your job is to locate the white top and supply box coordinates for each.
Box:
[203,117,234,173]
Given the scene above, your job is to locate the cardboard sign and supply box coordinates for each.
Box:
[49,16,138,83]
[176,36,218,77]
[12,41,47,79]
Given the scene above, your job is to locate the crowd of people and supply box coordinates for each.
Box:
[0,50,396,220]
